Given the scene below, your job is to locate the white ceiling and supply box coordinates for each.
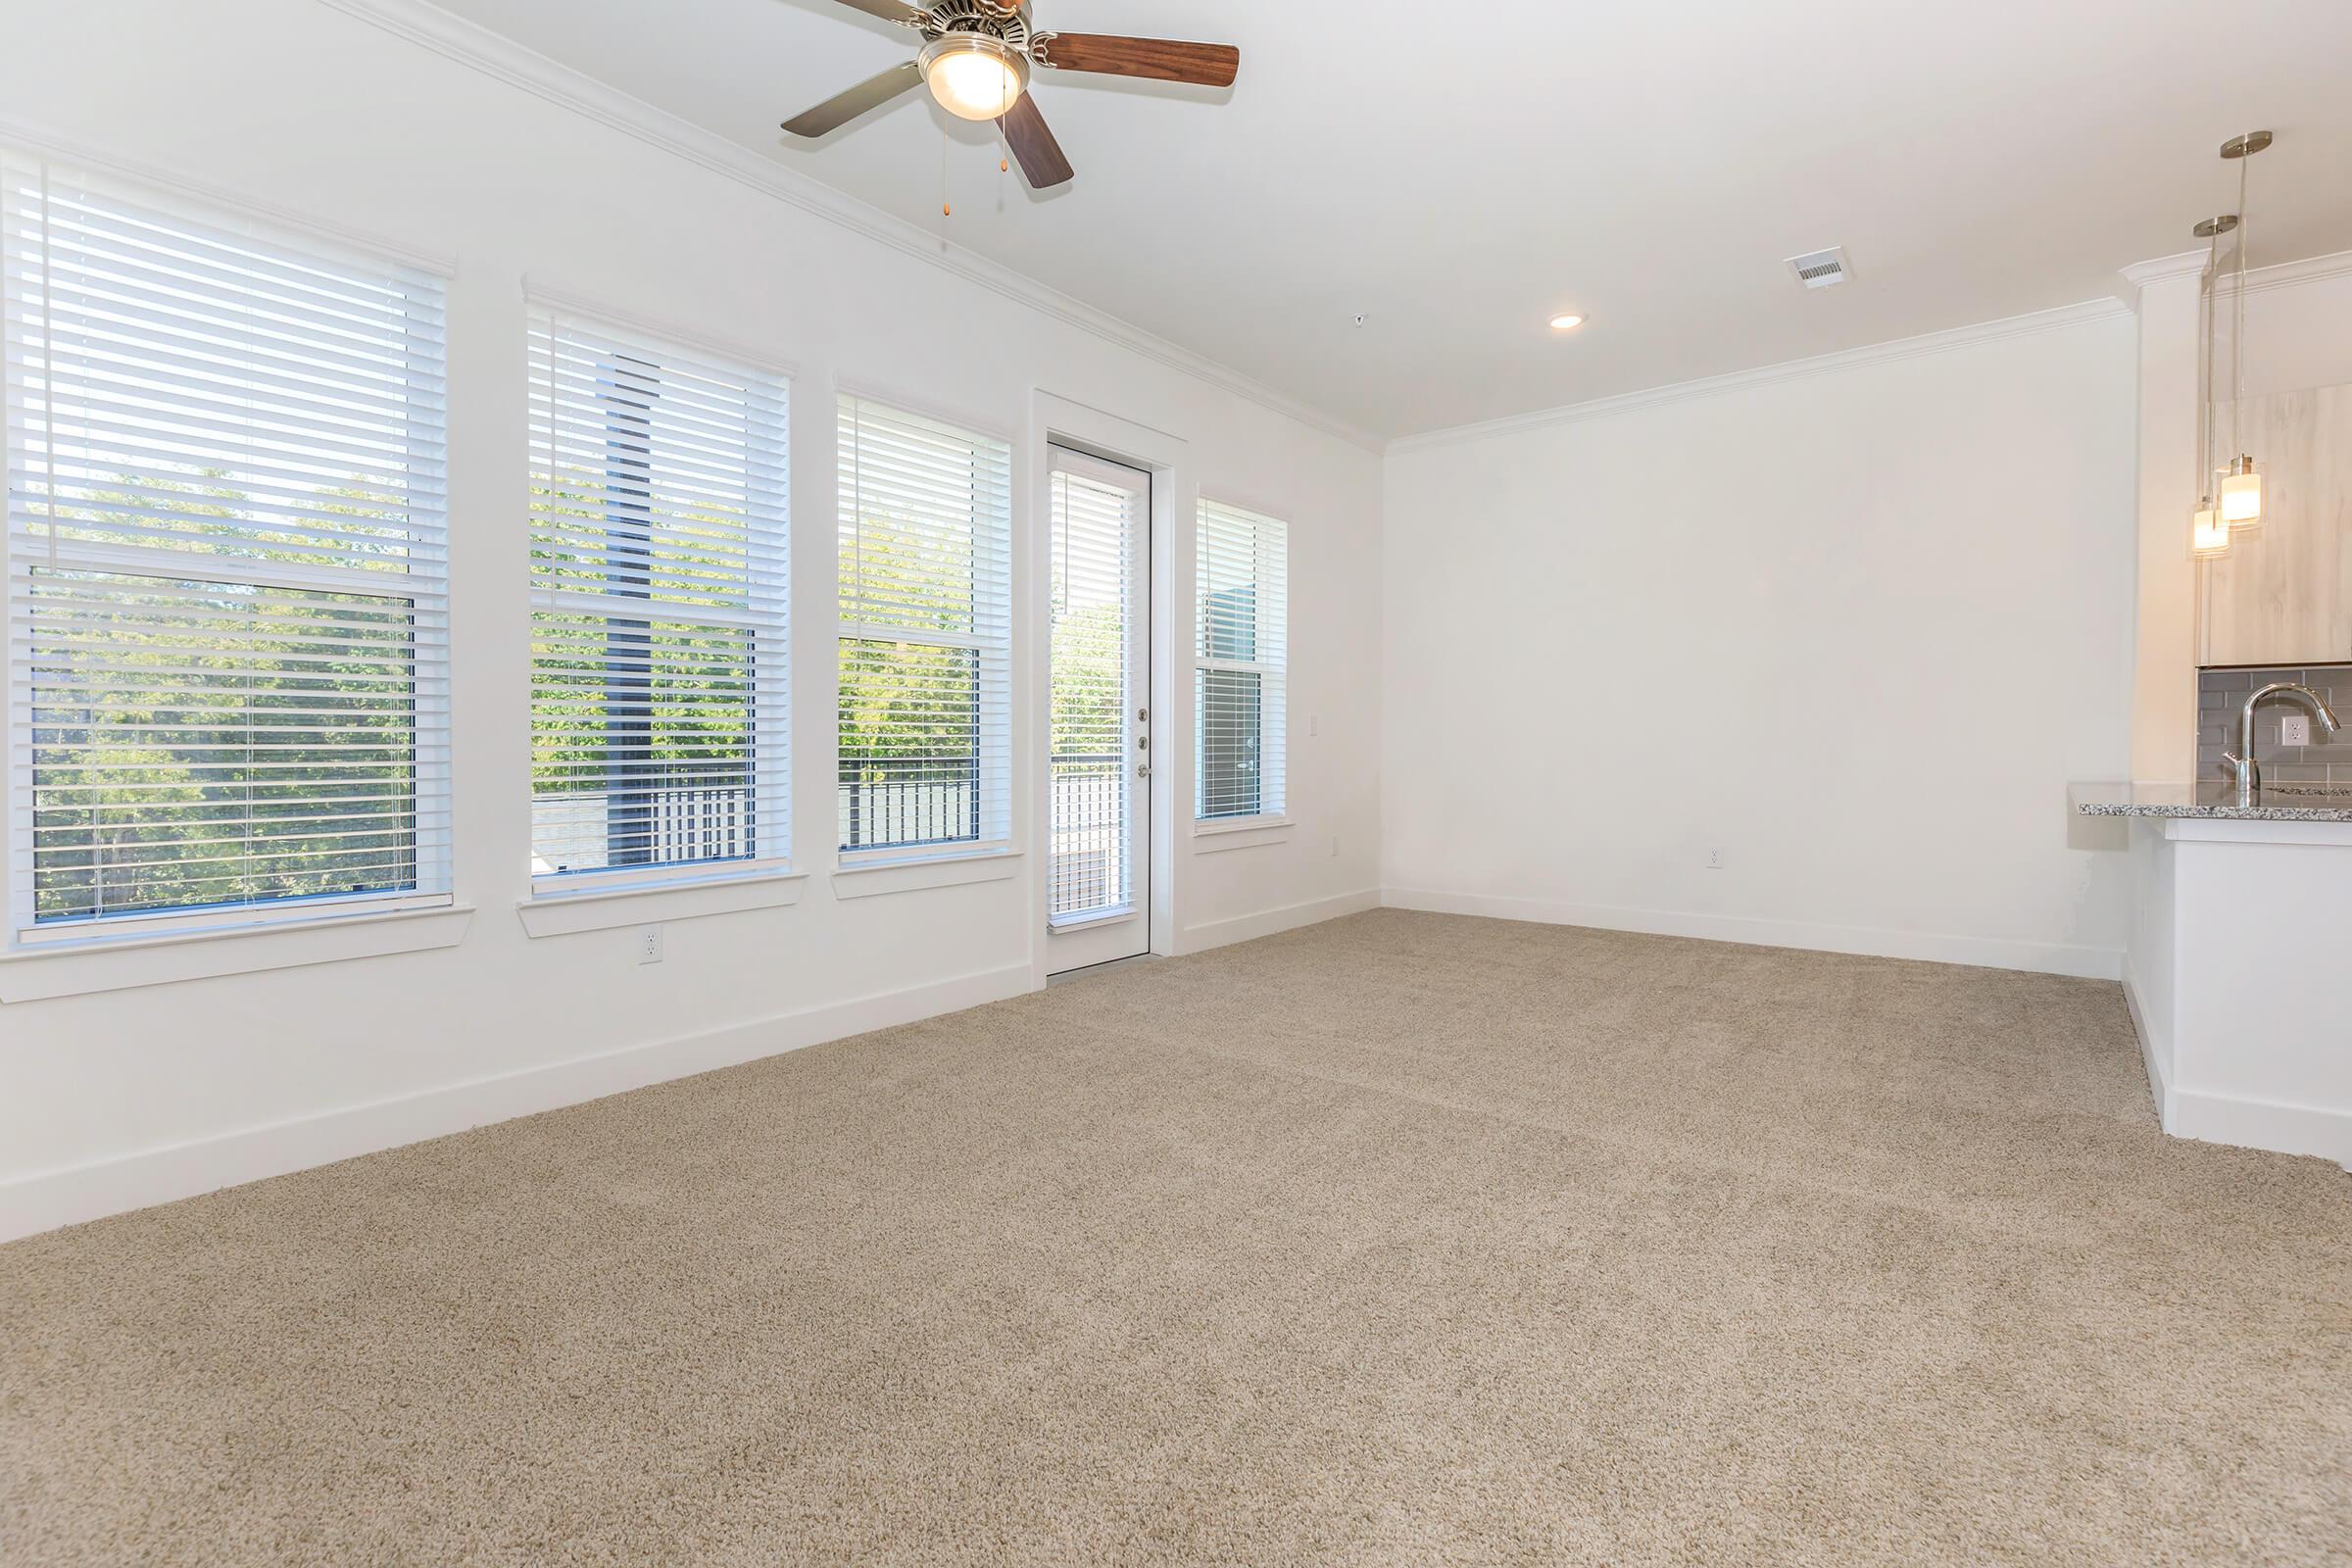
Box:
[426,0,2352,439]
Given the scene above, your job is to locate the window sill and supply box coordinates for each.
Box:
[831,848,1021,901]
[517,870,808,937]
[0,903,474,1004]
[1191,817,1296,854]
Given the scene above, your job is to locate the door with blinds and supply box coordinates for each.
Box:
[1046,448,1151,972]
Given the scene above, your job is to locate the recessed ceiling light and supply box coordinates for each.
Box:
[1548,314,1586,331]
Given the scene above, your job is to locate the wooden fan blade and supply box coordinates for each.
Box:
[827,0,923,23]
[1035,33,1239,87]
[782,60,922,137]
[998,93,1074,188]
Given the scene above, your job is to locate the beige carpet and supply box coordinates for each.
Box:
[3,910,2347,1566]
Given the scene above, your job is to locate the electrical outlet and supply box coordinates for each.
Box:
[1705,848,1725,870]
[637,924,663,964]
[2281,714,2313,748]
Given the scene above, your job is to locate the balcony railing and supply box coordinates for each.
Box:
[1049,752,1125,917]
[839,755,980,851]
[536,754,1134,873]
[531,783,752,874]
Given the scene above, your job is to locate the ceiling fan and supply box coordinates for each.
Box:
[780,0,1240,190]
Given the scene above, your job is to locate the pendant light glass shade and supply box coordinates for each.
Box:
[2191,498,2230,559]
[2219,457,2263,529]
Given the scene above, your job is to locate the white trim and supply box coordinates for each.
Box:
[830,847,1021,900]
[2123,966,2348,1165]
[1027,388,1189,986]
[1194,813,1295,835]
[0,957,1034,1242]
[2167,1084,2352,1168]
[1191,817,1296,854]
[516,870,808,937]
[0,904,474,1004]
[2119,251,2209,290]
[1380,887,2126,981]
[1178,887,1378,954]
[1386,298,2133,453]
[307,0,1381,454]
[2122,968,2174,1130]
[2211,245,2352,300]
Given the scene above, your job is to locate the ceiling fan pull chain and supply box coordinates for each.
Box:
[941,123,951,219]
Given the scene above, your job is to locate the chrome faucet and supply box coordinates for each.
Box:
[2221,682,2342,804]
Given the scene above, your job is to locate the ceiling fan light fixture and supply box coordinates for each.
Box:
[919,34,1027,121]
[1548,314,1585,331]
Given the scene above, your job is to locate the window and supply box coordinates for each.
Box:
[527,309,789,889]
[1195,501,1287,822]
[2,161,449,942]
[836,395,1010,858]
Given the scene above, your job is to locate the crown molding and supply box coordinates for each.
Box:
[1387,297,2133,455]
[2213,246,2352,299]
[2120,251,2210,290]
[311,0,1383,454]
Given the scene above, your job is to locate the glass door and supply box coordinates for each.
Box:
[1046,446,1151,972]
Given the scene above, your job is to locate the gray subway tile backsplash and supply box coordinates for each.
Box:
[2195,664,2352,784]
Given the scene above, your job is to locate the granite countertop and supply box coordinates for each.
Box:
[2071,780,2352,822]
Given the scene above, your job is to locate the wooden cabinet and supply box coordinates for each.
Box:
[2198,383,2352,667]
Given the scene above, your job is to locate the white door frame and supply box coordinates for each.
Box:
[1025,392,1189,987]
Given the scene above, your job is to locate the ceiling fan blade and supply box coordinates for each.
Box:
[781,60,923,137]
[825,0,924,23]
[1034,34,1239,87]
[997,94,1074,189]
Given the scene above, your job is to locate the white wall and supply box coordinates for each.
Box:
[1381,312,2140,978]
[0,0,1383,1238]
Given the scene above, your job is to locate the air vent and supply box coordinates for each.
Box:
[1786,246,1852,289]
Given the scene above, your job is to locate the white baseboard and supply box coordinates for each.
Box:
[2121,968,2174,1130]
[1179,887,1381,955]
[2167,1085,2352,1168]
[0,961,1035,1245]
[1380,887,2126,981]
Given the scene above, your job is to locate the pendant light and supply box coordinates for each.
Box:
[2217,130,2272,531]
[2190,215,2234,561]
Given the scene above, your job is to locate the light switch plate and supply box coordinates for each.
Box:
[2280,714,2313,748]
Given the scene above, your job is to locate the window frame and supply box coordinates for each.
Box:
[1192,499,1289,833]
[833,391,1014,870]
[1,156,454,952]
[523,302,793,902]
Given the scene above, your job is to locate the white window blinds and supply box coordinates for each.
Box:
[2,161,449,939]
[527,308,790,886]
[836,395,1010,858]
[1195,501,1287,821]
